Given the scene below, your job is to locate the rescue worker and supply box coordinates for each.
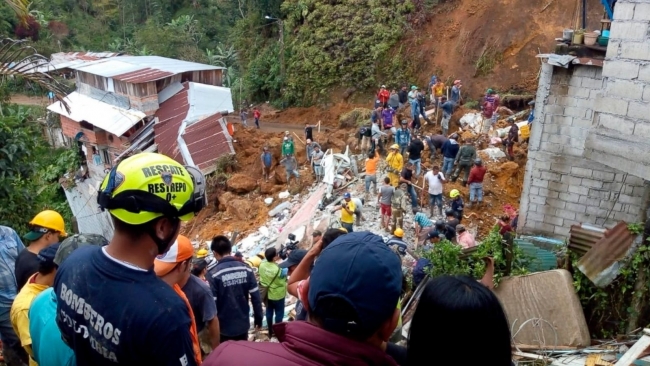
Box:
[386,228,408,256]
[390,183,410,234]
[386,144,404,187]
[331,193,356,233]
[451,138,477,186]
[504,118,519,161]
[449,189,464,223]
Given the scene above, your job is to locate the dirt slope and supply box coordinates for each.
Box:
[404,0,604,98]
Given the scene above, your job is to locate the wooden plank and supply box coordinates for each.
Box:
[615,332,650,366]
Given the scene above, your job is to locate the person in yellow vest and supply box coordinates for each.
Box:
[386,144,404,187]
[11,243,60,366]
[258,247,288,339]
[331,192,356,233]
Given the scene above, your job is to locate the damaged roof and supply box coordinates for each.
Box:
[47,92,146,136]
[576,221,638,287]
[154,82,234,174]
[67,56,224,83]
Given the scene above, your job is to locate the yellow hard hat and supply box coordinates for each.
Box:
[245,255,262,268]
[28,210,67,237]
[97,153,207,225]
[450,189,460,198]
[390,144,399,150]
[196,248,208,258]
[394,228,404,237]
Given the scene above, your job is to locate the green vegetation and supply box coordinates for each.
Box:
[420,227,531,288]
[0,100,78,236]
[1,0,419,108]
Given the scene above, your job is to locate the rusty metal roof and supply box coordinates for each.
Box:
[569,224,606,255]
[576,222,638,287]
[68,56,223,82]
[154,82,234,174]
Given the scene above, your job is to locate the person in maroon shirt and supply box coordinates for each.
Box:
[467,159,487,207]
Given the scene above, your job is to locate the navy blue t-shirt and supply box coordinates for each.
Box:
[182,274,217,333]
[54,246,197,366]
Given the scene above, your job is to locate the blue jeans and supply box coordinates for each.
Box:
[399,145,408,156]
[407,184,418,208]
[364,175,377,193]
[470,182,483,202]
[314,165,323,177]
[429,193,443,210]
[285,169,299,182]
[409,158,421,176]
[255,118,260,128]
[0,305,28,365]
[341,222,354,233]
[266,298,285,337]
[410,100,419,119]
[442,157,455,176]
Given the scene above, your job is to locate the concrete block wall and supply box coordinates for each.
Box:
[519,63,649,238]
[583,0,650,181]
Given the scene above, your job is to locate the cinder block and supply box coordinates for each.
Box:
[615,173,626,182]
[614,3,635,20]
[529,195,547,205]
[581,178,604,189]
[566,202,587,213]
[591,170,616,181]
[571,166,593,178]
[540,141,561,153]
[569,185,590,195]
[535,221,556,233]
[613,211,638,222]
[602,60,640,80]
[543,124,560,134]
[537,204,555,215]
[562,146,584,156]
[548,181,569,192]
[578,196,602,207]
[581,77,604,89]
[587,206,609,217]
[574,98,595,111]
[556,210,577,220]
[595,96,630,116]
[547,198,566,209]
[628,204,642,215]
[559,192,580,203]
[550,163,572,174]
[625,174,645,185]
[556,96,578,107]
[541,171,562,182]
[527,211,545,222]
[528,203,539,213]
[641,65,650,82]
[644,87,650,102]
[568,86,591,98]
[550,115,574,126]
[532,178,549,188]
[600,201,624,212]
[597,113,635,134]
[633,3,650,21]
[529,186,539,196]
[564,106,588,118]
[606,39,621,58]
[633,185,648,196]
[536,161,552,170]
[548,134,571,145]
[554,225,571,237]
[609,21,649,40]
[573,66,597,78]
[574,117,595,129]
[544,215,564,226]
[569,76,583,87]
[560,175,582,186]
[606,79,645,100]
[544,104,565,115]
[634,120,650,136]
[618,193,642,205]
[627,101,649,120]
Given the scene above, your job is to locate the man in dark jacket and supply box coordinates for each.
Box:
[451,138,477,185]
[424,133,447,160]
[505,118,519,161]
[441,134,460,176]
[406,135,425,176]
[207,236,263,342]
[204,232,402,366]
[398,85,408,109]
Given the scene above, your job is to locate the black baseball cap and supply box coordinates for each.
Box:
[279,249,307,268]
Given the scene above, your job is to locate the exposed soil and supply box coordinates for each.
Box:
[400,0,604,100]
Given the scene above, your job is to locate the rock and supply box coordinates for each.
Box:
[216,192,237,212]
[227,174,258,193]
[227,199,263,221]
[264,197,273,205]
[278,191,290,199]
[260,181,274,194]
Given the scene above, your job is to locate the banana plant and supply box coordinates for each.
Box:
[0,38,70,112]
[5,0,31,26]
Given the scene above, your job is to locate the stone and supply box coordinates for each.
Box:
[227,173,258,193]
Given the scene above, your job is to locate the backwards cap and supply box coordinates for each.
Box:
[308,232,402,338]
[154,235,194,276]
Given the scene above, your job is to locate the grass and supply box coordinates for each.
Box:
[474,38,503,76]
[339,108,373,128]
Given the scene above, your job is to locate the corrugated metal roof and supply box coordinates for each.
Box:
[569,224,606,255]
[154,82,234,174]
[68,56,224,82]
[47,92,146,137]
[577,221,638,287]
